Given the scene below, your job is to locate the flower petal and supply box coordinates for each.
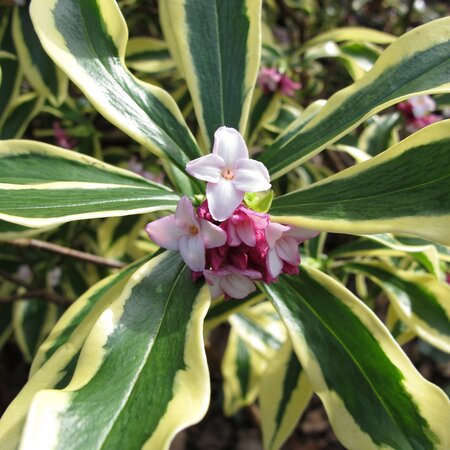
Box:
[203,270,225,299]
[207,179,244,222]
[265,222,290,248]
[220,273,256,299]
[212,127,248,166]
[227,266,262,279]
[276,237,300,266]
[179,234,205,271]
[233,159,271,192]
[224,220,241,246]
[175,196,198,228]
[199,219,227,248]
[267,248,283,278]
[185,154,224,183]
[146,215,183,250]
[236,219,256,246]
[286,226,320,242]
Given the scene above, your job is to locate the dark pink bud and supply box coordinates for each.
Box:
[53,122,76,149]
[279,75,301,97]
[197,200,215,222]
[229,247,249,270]
[191,271,203,282]
[406,114,442,133]
[282,262,300,276]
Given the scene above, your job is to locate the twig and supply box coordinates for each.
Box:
[4,239,126,269]
[0,289,73,305]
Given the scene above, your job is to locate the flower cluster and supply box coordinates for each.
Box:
[257,67,301,97]
[397,95,442,133]
[146,127,317,299]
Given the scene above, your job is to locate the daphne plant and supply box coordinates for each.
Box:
[147,126,316,299]
[0,1,449,450]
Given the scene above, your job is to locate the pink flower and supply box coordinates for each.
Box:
[221,205,269,247]
[257,67,301,97]
[186,127,271,222]
[53,122,76,149]
[398,95,441,133]
[258,67,282,94]
[146,199,319,300]
[398,95,436,119]
[266,223,319,278]
[203,266,262,300]
[146,196,226,271]
[408,95,436,118]
[199,201,271,282]
[279,75,301,97]
[406,114,442,133]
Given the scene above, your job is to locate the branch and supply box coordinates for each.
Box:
[0,289,73,305]
[4,238,126,269]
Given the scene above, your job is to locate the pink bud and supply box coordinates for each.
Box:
[279,74,301,97]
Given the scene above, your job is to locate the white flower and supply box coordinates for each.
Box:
[186,127,271,221]
[409,95,436,118]
[146,196,226,271]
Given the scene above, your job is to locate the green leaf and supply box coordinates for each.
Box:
[301,27,395,51]
[160,0,262,146]
[0,140,179,228]
[222,302,286,416]
[18,252,211,450]
[204,291,265,331]
[0,220,55,240]
[339,42,380,80]
[359,112,401,156]
[330,233,441,277]
[260,341,313,450]
[0,257,146,450]
[260,18,450,178]
[395,237,450,263]
[125,37,175,75]
[0,93,44,139]
[13,298,58,363]
[12,5,67,105]
[264,265,450,450]
[30,0,202,175]
[246,91,280,144]
[304,41,380,81]
[0,303,13,351]
[30,257,149,375]
[222,330,267,416]
[344,262,450,353]
[244,190,274,213]
[269,120,450,245]
[0,12,21,125]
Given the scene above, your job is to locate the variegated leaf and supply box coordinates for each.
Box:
[270,120,450,245]
[345,262,450,353]
[30,0,202,175]
[0,140,179,228]
[160,0,262,146]
[260,341,313,450]
[264,265,450,450]
[18,252,210,450]
[260,18,450,178]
